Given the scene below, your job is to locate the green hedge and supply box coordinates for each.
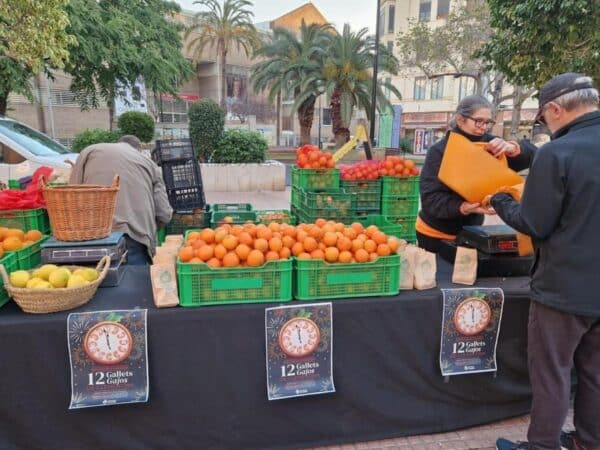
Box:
[117,111,155,143]
[188,99,225,162]
[71,129,122,153]
[212,129,268,164]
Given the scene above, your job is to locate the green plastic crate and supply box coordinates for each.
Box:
[381,196,419,216]
[7,235,50,270]
[355,215,404,238]
[177,258,293,306]
[299,188,356,218]
[399,231,417,244]
[210,203,253,212]
[8,180,21,190]
[294,254,401,300]
[210,210,257,228]
[0,208,50,234]
[0,252,18,308]
[156,228,167,245]
[291,166,340,190]
[166,208,210,235]
[340,179,381,212]
[291,186,301,209]
[381,176,420,197]
[255,209,294,224]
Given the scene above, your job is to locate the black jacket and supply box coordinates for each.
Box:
[419,127,534,236]
[492,111,600,317]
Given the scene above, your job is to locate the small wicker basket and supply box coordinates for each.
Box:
[0,256,111,314]
[41,175,120,241]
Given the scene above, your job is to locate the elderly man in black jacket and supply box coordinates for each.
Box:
[493,73,600,450]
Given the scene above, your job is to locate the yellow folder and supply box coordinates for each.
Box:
[438,132,523,203]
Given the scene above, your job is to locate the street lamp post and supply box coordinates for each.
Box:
[369,0,382,154]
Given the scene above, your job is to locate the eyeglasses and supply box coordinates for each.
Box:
[462,115,496,128]
[535,104,550,126]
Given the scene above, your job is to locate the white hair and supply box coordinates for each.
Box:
[553,77,599,110]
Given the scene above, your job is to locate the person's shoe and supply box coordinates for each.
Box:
[496,438,531,449]
[560,431,588,450]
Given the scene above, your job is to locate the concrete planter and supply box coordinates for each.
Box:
[199,160,286,192]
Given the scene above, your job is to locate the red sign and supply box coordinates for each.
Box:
[161,93,200,102]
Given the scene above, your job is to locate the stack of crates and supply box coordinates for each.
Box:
[380,176,419,243]
[153,139,206,211]
[153,139,207,235]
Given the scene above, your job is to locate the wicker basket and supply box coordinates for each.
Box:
[0,256,110,314]
[41,175,120,241]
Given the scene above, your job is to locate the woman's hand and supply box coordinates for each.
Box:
[485,138,519,158]
[459,201,496,216]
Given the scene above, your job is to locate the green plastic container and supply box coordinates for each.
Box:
[340,179,381,212]
[291,186,301,209]
[0,252,18,308]
[210,210,257,228]
[177,259,293,306]
[399,231,417,244]
[299,188,356,218]
[156,228,167,245]
[166,208,210,235]
[381,196,419,216]
[7,235,50,270]
[0,208,50,234]
[291,166,340,190]
[355,215,404,238]
[255,209,294,225]
[381,176,420,197]
[8,180,21,190]
[210,203,253,212]
[294,254,401,300]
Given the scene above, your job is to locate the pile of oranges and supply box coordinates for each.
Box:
[0,227,44,258]
[178,220,401,268]
[377,156,420,177]
[295,145,335,169]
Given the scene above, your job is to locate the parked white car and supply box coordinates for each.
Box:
[0,116,78,187]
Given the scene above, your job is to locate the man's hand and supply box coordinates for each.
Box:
[485,138,519,158]
[460,201,496,216]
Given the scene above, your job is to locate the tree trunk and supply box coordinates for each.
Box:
[510,90,524,138]
[33,74,47,133]
[276,90,281,146]
[220,47,227,111]
[0,91,8,116]
[297,95,316,145]
[108,85,115,131]
[331,88,350,147]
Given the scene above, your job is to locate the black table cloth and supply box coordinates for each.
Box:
[0,259,532,450]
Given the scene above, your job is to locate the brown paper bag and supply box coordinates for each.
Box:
[452,246,478,285]
[399,245,419,290]
[165,235,184,246]
[150,264,180,308]
[414,249,437,290]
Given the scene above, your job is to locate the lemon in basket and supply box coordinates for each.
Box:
[9,270,30,288]
[67,275,89,288]
[73,268,99,282]
[33,281,53,289]
[49,268,71,288]
[33,264,59,281]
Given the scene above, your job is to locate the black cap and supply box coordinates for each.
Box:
[535,73,595,122]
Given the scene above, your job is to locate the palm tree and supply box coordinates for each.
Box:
[185,0,260,110]
[251,22,333,145]
[298,24,401,146]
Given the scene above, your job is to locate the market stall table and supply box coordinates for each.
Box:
[0,258,532,450]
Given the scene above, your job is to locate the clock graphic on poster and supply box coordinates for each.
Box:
[278,317,321,358]
[453,297,492,336]
[83,321,134,365]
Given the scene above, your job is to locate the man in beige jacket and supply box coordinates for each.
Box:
[70,135,173,264]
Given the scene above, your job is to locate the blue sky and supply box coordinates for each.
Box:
[176,0,377,33]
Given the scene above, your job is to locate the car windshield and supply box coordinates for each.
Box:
[0,119,70,156]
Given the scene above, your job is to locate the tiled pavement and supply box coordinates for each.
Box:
[304,410,574,450]
[204,189,573,450]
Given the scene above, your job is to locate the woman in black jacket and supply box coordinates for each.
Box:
[416,95,535,253]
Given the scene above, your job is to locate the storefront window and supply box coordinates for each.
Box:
[431,77,444,100]
[414,77,427,100]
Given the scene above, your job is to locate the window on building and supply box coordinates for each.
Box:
[387,41,394,54]
[437,0,450,18]
[226,75,247,101]
[379,11,385,35]
[458,77,477,100]
[322,108,332,126]
[419,1,431,21]
[159,98,191,124]
[430,77,444,99]
[414,77,427,100]
[388,5,395,33]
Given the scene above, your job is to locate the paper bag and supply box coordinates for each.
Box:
[438,132,523,203]
[414,249,437,290]
[452,246,478,285]
[150,264,179,308]
[399,245,419,290]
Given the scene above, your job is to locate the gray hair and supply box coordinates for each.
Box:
[118,134,142,150]
[450,94,494,128]
[553,81,599,111]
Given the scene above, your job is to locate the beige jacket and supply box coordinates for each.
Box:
[69,143,173,256]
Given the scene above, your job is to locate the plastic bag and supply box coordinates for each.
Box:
[0,166,53,210]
